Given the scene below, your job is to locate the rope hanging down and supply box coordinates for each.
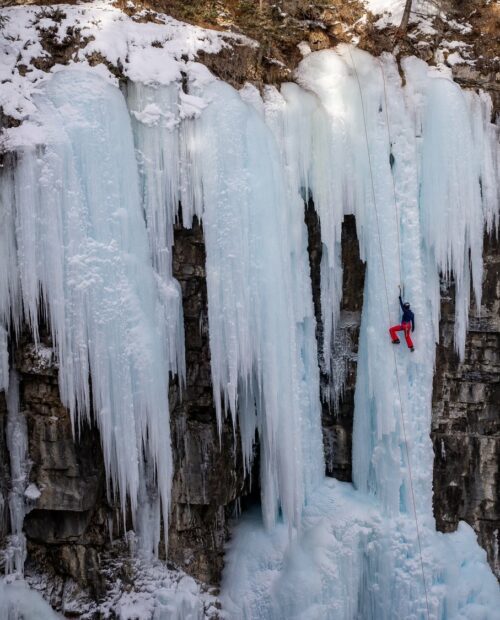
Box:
[380,60,403,293]
[347,47,431,620]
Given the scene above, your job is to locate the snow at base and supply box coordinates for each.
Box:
[1,556,219,620]
[0,579,61,620]
[223,480,500,619]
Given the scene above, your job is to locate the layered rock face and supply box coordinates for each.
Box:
[169,219,247,583]
[432,233,500,579]
[7,332,109,599]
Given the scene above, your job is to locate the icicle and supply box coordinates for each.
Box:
[264,80,345,381]
[0,159,21,345]
[127,80,186,386]
[185,79,324,528]
[465,90,500,235]
[403,56,498,359]
[136,456,162,560]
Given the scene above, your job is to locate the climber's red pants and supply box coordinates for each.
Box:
[389,322,413,348]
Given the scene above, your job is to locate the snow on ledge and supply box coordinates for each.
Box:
[0,0,255,124]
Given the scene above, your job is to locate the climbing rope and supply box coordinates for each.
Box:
[347,47,431,620]
[379,60,403,293]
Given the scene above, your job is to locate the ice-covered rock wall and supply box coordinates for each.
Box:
[0,33,499,618]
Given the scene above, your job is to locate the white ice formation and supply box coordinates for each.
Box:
[127,71,324,531]
[222,46,500,619]
[0,70,179,560]
[0,5,499,617]
[0,579,61,619]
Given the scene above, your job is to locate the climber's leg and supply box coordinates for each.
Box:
[389,324,402,343]
[403,322,414,349]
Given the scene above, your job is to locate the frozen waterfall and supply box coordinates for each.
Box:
[0,38,499,618]
[128,73,325,531]
[222,46,500,618]
[0,70,181,559]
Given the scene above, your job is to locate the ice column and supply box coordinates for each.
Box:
[0,327,8,392]
[195,79,326,527]
[262,82,344,382]
[0,162,20,392]
[127,81,186,382]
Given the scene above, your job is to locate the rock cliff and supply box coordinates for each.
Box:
[432,232,500,579]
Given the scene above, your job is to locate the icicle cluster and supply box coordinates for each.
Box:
[0,71,181,557]
[128,74,324,529]
[222,46,500,619]
[262,81,344,380]
[1,37,498,617]
[402,56,499,358]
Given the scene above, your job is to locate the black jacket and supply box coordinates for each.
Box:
[399,296,415,332]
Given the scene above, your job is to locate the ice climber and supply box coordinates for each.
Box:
[389,291,415,351]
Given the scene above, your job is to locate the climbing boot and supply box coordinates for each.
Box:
[392,339,400,344]
[410,347,415,352]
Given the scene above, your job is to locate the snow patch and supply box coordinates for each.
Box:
[0,1,254,124]
[24,484,41,501]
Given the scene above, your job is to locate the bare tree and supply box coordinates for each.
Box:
[399,0,413,34]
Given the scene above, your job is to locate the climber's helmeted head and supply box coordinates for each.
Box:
[403,302,410,310]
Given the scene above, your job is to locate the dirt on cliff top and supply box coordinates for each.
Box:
[113,0,371,85]
[119,0,500,104]
[1,1,498,108]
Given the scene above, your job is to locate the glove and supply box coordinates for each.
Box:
[412,327,415,333]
